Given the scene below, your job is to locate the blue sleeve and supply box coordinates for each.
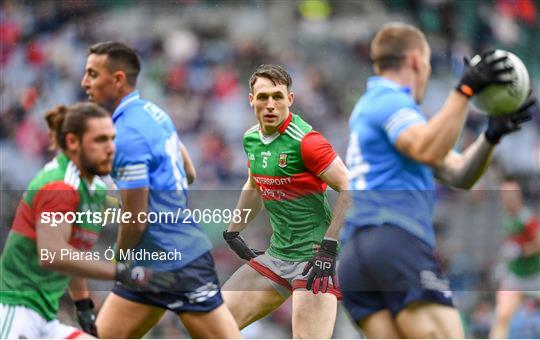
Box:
[113,126,152,189]
[379,94,426,145]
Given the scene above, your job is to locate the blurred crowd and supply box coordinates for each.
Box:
[1,0,539,338]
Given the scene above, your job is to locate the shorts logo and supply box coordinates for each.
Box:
[248,153,255,161]
[186,282,219,304]
[278,153,288,168]
[167,300,184,309]
[420,270,450,292]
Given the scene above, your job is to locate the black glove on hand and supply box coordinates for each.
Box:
[115,262,177,293]
[485,97,536,144]
[302,239,338,294]
[74,298,97,336]
[223,230,264,260]
[457,50,514,97]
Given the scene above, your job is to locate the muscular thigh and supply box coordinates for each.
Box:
[96,293,165,338]
[222,263,286,329]
[292,289,337,339]
[396,301,464,339]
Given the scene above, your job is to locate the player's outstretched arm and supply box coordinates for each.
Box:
[37,218,183,292]
[223,170,264,260]
[435,98,536,189]
[36,218,116,279]
[179,140,196,184]
[396,52,513,167]
[116,187,149,252]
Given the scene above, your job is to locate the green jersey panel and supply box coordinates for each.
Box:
[0,153,107,320]
[243,113,336,261]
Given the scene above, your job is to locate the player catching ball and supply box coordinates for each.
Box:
[222,64,349,338]
[339,22,536,338]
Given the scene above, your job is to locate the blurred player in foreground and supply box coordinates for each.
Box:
[0,103,176,338]
[339,22,536,338]
[490,180,540,338]
[81,41,240,338]
[222,64,349,338]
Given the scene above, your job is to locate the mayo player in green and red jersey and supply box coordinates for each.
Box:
[222,64,349,338]
[0,103,176,339]
[490,180,540,339]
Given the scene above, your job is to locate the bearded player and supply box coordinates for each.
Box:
[221,64,349,338]
[0,103,176,338]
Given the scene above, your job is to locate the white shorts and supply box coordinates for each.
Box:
[0,304,82,339]
[248,252,341,299]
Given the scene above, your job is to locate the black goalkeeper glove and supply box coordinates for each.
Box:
[74,298,97,336]
[302,239,338,294]
[115,262,177,293]
[223,230,264,260]
[456,50,514,97]
[485,97,536,144]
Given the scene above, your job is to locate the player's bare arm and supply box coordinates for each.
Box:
[227,169,263,233]
[303,156,349,293]
[116,187,149,251]
[434,136,494,189]
[179,140,196,184]
[435,97,535,189]
[319,157,350,240]
[36,219,116,279]
[394,92,469,167]
[68,276,91,301]
[223,170,264,260]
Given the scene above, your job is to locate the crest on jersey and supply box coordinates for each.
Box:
[278,153,288,168]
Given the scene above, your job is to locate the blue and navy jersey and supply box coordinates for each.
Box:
[344,77,436,247]
[112,91,212,270]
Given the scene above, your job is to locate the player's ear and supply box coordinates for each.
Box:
[248,93,254,107]
[410,49,420,72]
[113,70,127,88]
[288,91,294,106]
[65,132,80,153]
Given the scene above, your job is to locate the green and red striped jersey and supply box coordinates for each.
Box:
[243,113,337,261]
[503,207,540,277]
[0,152,107,320]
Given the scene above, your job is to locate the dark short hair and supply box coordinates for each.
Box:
[371,23,427,73]
[249,64,292,93]
[44,103,110,150]
[88,41,141,86]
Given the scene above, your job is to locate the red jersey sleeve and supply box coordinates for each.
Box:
[33,181,80,218]
[301,131,338,176]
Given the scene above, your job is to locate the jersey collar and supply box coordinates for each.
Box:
[112,90,140,121]
[257,112,293,145]
[277,112,293,134]
[367,76,412,94]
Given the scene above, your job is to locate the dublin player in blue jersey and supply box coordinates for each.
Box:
[339,23,536,338]
[81,42,240,338]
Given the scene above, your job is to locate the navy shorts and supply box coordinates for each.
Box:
[112,251,223,313]
[338,224,454,322]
